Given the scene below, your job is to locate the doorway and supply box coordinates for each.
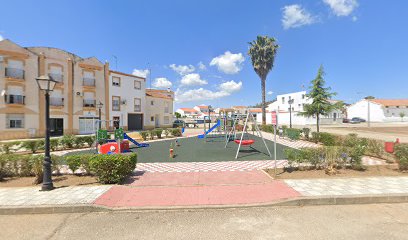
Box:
[50,118,63,136]
[128,113,143,130]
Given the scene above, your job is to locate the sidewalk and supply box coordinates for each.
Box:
[1,171,408,213]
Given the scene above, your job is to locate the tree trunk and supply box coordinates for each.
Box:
[316,114,320,133]
[261,77,266,125]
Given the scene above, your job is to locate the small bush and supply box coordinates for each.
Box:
[302,128,311,139]
[365,139,384,158]
[148,130,155,140]
[261,125,274,133]
[311,132,320,143]
[50,138,60,151]
[74,136,86,148]
[140,131,149,141]
[284,148,301,169]
[1,142,16,154]
[285,128,301,141]
[171,128,182,137]
[89,153,137,184]
[61,135,76,149]
[22,140,41,153]
[319,132,336,146]
[164,128,170,138]
[30,155,43,184]
[65,155,82,174]
[155,129,163,139]
[83,136,95,147]
[51,154,63,175]
[395,144,408,171]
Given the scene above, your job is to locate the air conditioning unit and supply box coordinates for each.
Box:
[76,91,83,97]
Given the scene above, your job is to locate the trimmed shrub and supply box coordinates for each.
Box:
[148,130,155,140]
[22,140,41,153]
[50,138,60,151]
[74,136,86,148]
[154,129,163,139]
[61,134,76,149]
[51,154,64,175]
[261,124,274,133]
[284,148,302,168]
[299,147,323,169]
[319,132,336,146]
[140,131,149,141]
[1,142,19,154]
[302,128,311,140]
[89,153,137,184]
[65,155,82,174]
[30,155,43,184]
[83,136,95,147]
[395,144,408,171]
[164,128,170,138]
[285,128,301,141]
[171,128,182,137]
[365,139,384,158]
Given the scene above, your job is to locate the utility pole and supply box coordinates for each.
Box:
[367,100,371,128]
[288,99,294,128]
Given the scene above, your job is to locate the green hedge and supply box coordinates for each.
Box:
[89,153,137,184]
[285,128,302,141]
[395,144,408,171]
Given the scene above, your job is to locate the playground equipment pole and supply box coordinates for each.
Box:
[274,124,277,177]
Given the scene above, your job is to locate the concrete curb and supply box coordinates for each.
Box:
[1,194,408,215]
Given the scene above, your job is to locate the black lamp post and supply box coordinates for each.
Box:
[97,101,104,129]
[36,75,57,191]
[288,99,294,128]
[208,105,212,130]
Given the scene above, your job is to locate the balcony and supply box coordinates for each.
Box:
[50,97,64,107]
[83,77,95,87]
[4,95,25,105]
[83,99,96,108]
[49,73,64,83]
[5,68,25,80]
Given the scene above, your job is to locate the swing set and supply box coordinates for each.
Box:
[225,109,272,159]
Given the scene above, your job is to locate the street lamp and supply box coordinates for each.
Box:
[36,75,57,191]
[288,99,294,128]
[97,101,104,129]
[207,105,213,130]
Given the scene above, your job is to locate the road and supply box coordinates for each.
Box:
[1,204,408,240]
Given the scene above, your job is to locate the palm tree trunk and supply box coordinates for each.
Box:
[316,114,320,133]
[261,77,266,125]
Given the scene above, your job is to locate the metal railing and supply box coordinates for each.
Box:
[83,77,96,87]
[50,97,64,106]
[5,95,25,104]
[5,68,25,80]
[49,73,64,83]
[83,99,96,107]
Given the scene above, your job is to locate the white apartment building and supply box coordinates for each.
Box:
[347,99,408,122]
[176,108,199,118]
[108,70,146,130]
[145,89,174,129]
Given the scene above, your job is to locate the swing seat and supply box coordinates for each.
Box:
[234,139,255,146]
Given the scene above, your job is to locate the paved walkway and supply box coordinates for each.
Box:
[285,177,408,196]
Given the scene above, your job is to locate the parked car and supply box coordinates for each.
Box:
[350,117,366,124]
[342,118,350,123]
[173,120,185,128]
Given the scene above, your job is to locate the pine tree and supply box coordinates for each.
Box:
[300,65,337,132]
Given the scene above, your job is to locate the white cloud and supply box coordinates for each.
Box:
[169,64,195,75]
[132,69,149,78]
[323,0,358,17]
[210,51,245,74]
[180,73,208,86]
[282,4,316,29]
[0,34,3,41]
[198,61,206,70]
[152,77,172,89]
[219,80,242,93]
[175,80,242,103]
[267,91,273,95]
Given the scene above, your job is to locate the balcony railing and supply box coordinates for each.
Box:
[83,99,96,108]
[83,77,95,87]
[4,95,25,105]
[50,97,64,107]
[49,73,64,83]
[5,68,25,80]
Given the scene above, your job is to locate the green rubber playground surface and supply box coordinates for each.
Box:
[65,134,290,163]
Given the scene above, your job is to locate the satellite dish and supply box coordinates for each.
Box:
[1,90,6,97]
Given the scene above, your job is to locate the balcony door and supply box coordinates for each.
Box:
[79,117,97,134]
[50,118,64,136]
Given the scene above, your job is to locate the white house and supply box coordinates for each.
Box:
[145,89,174,129]
[108,70,146,130]
[347,99,408,122]
[193,105,209,114]
[258,91,343,125]
[176,108,199,118]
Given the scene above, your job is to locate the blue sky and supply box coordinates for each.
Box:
[1,0,407,109]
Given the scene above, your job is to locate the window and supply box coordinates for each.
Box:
[164,102,169,113]
[6,114,24,128]
[112,77,121,87]
[6,59,24,79]
[150,116,154,122]
[396,106,400,108]
[134,98,141,112]
[164,116,170,124]
[282,97,285,104]
[134,80,141,90]
[112,96,120,111]
[151,100,154,106]
[302,94,305,99]
[49,65,63,83]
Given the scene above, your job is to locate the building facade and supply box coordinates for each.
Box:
[347,99,408,122]
[145,89,174,129]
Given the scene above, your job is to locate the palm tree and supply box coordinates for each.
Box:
[248,36,279,125]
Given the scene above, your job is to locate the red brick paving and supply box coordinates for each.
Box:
[94,170,300,208]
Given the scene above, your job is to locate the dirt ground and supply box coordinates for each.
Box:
[0,175,99,188]
[266,165,407,179]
